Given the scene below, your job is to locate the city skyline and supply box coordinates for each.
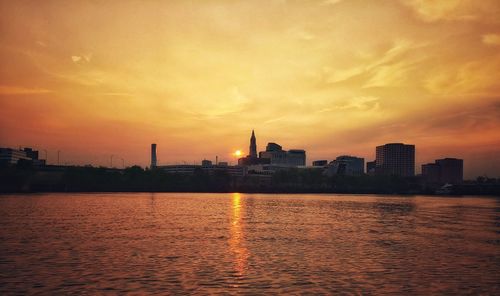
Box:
[1,1,499,178]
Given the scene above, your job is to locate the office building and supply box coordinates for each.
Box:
[422,158,463,184]
[326,155,364,176]
[0,147,45,166]
[375,143,415,177]
[259,144,306,166]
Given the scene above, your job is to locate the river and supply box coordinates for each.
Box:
[1,193,499,294]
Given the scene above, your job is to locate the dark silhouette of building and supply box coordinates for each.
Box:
[312,160,328,167]
[423,158,463,184]
[366,160,376,175]
[151,144,157,168]
[238,130,270,166]
[259,144,306,166]
[422,163,441,183]
[375,143,415,177]
[326,155,364,176]
[201,159,213,167]
[249,130,257,158]
[0,147,45,166]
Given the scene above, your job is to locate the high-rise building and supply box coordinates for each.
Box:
[249,130,257,158]
[375,143,415,177]
[151,143,157,168]
[423,158,463,184]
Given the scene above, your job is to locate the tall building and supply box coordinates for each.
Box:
[326,155,364,176]
[375,143,415,177]
[249,130,257,158]
[423,158,463,184]
[151,143,157,168]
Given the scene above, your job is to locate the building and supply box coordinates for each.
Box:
[238,130,269,165]
[312,160,328,167]
[436,158,463,184]
[326,155,364,176]
[201,159,212,167]
[249,129,257,158]
[0,147,45,166]
[375,143,415,177]
[157,164,246,177]
[151,144,157,168]
[422,158,463,184]
[422,163,441,183]
[238,130,306,167]
[366,160,376,175]
[259,145,306,166]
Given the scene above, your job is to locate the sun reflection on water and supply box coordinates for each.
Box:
[229,193,249,276]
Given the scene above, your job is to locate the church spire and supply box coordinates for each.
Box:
[249,129,257,158]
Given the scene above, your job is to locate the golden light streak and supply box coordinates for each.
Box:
[229,193,249,276]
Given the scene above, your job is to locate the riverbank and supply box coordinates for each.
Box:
[1,165,499,196]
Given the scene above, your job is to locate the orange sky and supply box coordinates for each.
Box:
[1,0,499,178]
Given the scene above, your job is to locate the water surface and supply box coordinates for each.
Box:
[1,193,499,294]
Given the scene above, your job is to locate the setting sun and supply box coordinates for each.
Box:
[233,150,243,157]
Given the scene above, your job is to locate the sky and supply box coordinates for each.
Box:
[0,0,499,178]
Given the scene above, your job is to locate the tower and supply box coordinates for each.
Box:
[151,143,157,168]
[249,130,257,158]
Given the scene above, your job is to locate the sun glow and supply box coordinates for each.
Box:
[234,150,243,157]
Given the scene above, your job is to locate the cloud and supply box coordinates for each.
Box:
[322,0,343,6]
[71,53,93,63]
[482,34,500,46]
[402,0,500,23]
[0,85,53,95]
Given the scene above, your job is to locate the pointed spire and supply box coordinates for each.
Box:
[249,129,257,158]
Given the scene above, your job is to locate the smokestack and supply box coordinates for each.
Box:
[151,143,157,168]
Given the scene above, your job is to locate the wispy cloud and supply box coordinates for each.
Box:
[0,85,53,95]
[71,53,93,63]
[482,33,500,46]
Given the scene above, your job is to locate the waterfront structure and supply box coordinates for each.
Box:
[422,163,441,183]
[259,145,306,166]
[375,143,415,177]
[157,164,246,177]
[422,158,463,184]
[326,155,364,176]
[151,143,157,168]
[0,147,45,166]
[312,160,328,167]
[202,159,212,167]
[366,160,376,175]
